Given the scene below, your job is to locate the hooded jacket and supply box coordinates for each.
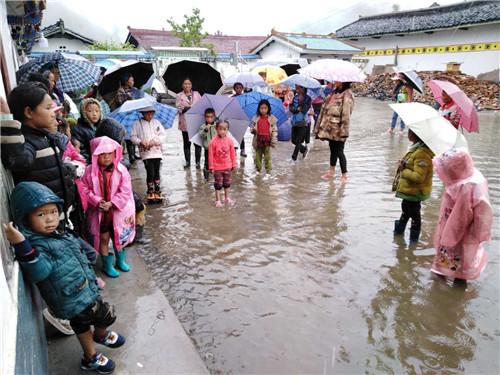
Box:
[81,136,135,251]
[10,181,99,319]
[72,98,103,163]
[431,149,492,280]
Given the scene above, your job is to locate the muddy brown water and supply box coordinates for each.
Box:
[132,98,499,374]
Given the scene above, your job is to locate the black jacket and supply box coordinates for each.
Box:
[1,119,75,207]
[72,117,98,163]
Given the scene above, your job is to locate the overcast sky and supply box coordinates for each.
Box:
[42,0,461,42]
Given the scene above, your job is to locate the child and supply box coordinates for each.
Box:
[81,136,135,278]
[231,83,247,157]
[250,99,278,177]
[199,107,217,181]
[208,120,237,207]
[73,98,102,164]
[431,149,493,281]
[131,106,166,203]
[289,85,312,161]
[388,73,414,135]
[437,90,461,129]
[4,181,124,373]
[393,129,434,242]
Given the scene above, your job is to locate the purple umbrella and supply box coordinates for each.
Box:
[185,94,249,147]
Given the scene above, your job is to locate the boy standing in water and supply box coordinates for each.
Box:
[199,108,217,181]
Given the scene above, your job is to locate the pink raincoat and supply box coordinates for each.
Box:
[431,149,493,280]
[81,136,135,252]
[63,142,88,210]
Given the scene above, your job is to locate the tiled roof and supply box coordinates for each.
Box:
[336,1,500,38]
[126,27,266,53]
[42,19,94,44]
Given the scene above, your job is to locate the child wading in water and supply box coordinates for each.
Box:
[4,182,125,374]
[82,136,136,278]
[131,106,166,203]
[199,107,217,181]
[208,120,237,207]
[250,99,278,178]
[393,129,434,242]
[431,149,493,282]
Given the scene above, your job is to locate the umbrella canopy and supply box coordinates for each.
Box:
[398,70,424,94]
[390,103,468,155]
[224,72,267,88]
[98,60,154,96]
[280,74,321,89]
[280,64,301,76]
[252,66,288,85]
[234,91,288,126]
[427,79,479,133]
[299,59,366,83]
[185,94,249,147]
[17,52,101,92]
[163,60,223,95]
[109,96,177,134]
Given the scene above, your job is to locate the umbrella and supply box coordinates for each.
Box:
[390,103,468,155]
[98,60,154,96]
[280,74,321,89]
[427,79,479,133]
[163,60,223,95]
[398,70,424,94]
[109,96,177,134]
[16,52,101,92]
[234,91,288,126]
[299,59,366,83]
[280,64,301,76]
[252,66,288,85]
[224,72,266,88]
[185,94,249,147]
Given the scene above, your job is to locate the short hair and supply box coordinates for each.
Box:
[204,107,215,116]
[257,99,271,116]
[8,83,49,122]
[233,82,244,89]
[216,119,229,129]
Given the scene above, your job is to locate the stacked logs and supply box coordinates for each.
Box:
[352,71,499,110]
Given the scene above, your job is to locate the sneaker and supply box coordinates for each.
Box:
[81,353,115,374]
[215,200,223,208]
[94,330,126,349]
[225,197,235,206]
[43,308,74,335]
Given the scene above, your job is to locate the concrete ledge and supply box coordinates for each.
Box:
[47,247,209,375]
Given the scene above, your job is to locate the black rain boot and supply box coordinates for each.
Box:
[394,219,408,235]
[409,228,420,243]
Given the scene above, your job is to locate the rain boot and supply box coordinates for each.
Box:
[393,219,407,235]
[115,250,131,272]
[409,228,420,243]
[102,255,120,278]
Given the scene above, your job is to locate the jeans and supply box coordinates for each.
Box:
[400,199,421,232]
[291,126,307,160]
[391,111,406,130]
[182,131,201,165]
[255,146,272,172]
[328,140,347,173]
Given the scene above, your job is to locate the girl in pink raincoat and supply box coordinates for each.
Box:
[431,149,493,281]
[81,136,135,278]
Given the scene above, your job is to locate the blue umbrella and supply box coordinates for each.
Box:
[17,52,101,92]
[280,74,321,89]
[109,100,177,135]
[234,91,288,126]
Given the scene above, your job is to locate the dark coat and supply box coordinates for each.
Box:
[72,117,98,164]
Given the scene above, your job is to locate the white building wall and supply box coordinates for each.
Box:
[258,42,301,60]
[347,23,500,76]
[31,37,89,53]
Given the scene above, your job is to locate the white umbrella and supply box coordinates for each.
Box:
[299,59,366,83]
[390,103,468,155]
[224,72,267,88]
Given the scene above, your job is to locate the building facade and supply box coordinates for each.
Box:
[31,18,95,53]
[336,1,500,77]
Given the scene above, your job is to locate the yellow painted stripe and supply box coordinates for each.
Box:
[358,42,500,56]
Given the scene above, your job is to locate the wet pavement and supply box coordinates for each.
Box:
[134,97,499,374]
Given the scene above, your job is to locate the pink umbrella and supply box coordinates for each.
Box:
[427,79,479,133]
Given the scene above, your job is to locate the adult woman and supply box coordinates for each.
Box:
[315,81,354,183]
[176,78,202,169]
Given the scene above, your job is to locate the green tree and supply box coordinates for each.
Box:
[167,8,215,54]
[88,41,136,51]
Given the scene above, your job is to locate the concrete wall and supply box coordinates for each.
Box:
[258,41,301,60]
[344,23,500,76]
[32,37,89,53]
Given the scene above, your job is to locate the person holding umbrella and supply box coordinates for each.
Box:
[289,85,311,161]
[437,91,461,129]
[388,73,413,135]
[176,78,202,169]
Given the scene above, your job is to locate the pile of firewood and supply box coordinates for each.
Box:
[352,71,499,111]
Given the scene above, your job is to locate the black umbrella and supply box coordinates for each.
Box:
[98,61,154,96]
[280,64,301,76]
[162,60,223,95]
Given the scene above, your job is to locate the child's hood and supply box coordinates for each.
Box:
[433,148,474,187]
[10,181,64,233]
[90,136,123,173]
[80,98,103,125]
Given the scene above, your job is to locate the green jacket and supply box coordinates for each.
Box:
[395,143,434,202]
[199,122,217,149]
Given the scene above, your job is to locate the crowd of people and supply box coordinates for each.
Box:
[0,62,493,374]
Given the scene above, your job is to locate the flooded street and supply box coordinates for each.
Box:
[133,97,499,374]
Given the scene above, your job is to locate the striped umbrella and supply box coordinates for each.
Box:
[17,52,101,92]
